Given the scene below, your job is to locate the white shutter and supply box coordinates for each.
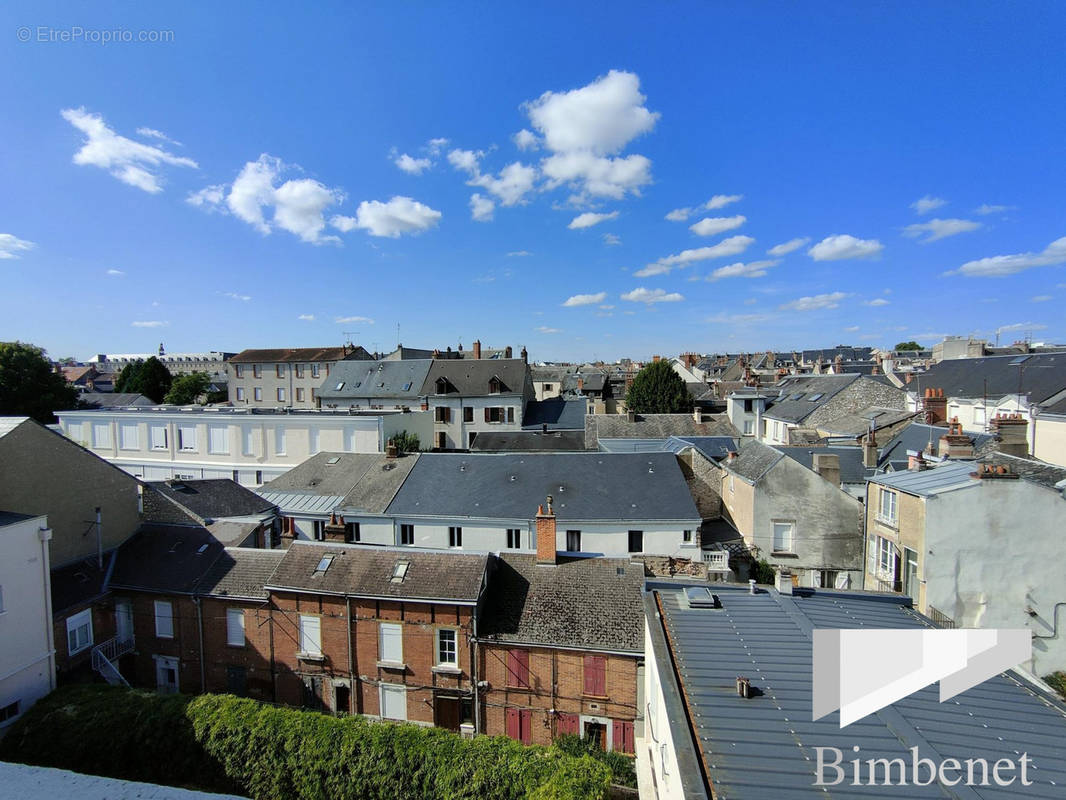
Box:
[208,424,229,455]
[242,426,256,456]
[150,424,168,450]
[379,623,403,663]
[380,684,407,720]
[275,427,286,455]
[177,424,197,451]
[119,422,139,450]
[92,422,111,448]
[299,615,321,654]
[226,608,245,646]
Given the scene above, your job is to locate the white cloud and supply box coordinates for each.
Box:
[603,233,621,246]
[469,193,495,222]
[779,291,850,311]
[562,292,607,307]
[447,148,483,174]
[540,151,650,200]
[136,127,182,147]
[61,108,197,193]
[427,138,449,156]
[622,287,684,304]
[689,215,746,237]
[1032,295,1053,302]
[707,259,780,281]
[105,268,125,276]
[222,291,251,301]
[297,314,315,321]
[705,311,774,324]
[0,234,35,259]
[808,234,883,261]
[331,196,442,238]
[537,326,562,334]
[185,184,226,209]
[599,304,614,310]
[273,177,344,244]
[911,195,947,214]
[507,250,532,257]
[132,320,168,328]
[902,218,981,243]
[335,315,374,324]
[450,155,537,206]
[949,236,1066,277]
[705,194,743,210]
[975,204,1012,215]
[767,237,810,257]
[568,211,619,230]
[997,322,1048,333]
[638,235,754,276]
[513,129,539,151]
[394,152,432,175]
[665,207,693,222]
[844,325,860,332]
[864,298,890,306]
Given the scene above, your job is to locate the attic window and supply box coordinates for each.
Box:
[196,544,209,555]
[790,393,805,401]
[1009,355,1031,365]
[435,377,449,394]
[808,393,824,401]
[326,456,340,465]
[390,562,410,583]
[315,555,334,573]
[335,382,345,391]
[402,382,412,391]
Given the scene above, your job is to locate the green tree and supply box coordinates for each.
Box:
[164,371,211,405]
[389,430,421,453]
[115,356,173,403]
[0,341,79,423]
[624,359,692,414]
[894,341,923,351]
[112,361,141,393]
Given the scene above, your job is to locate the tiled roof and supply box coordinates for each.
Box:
[267,541,487,602]
[478,554,644,653]
[762,374,862,423]
[229,346,372,364]
[146,479,277,521]
[521,398,587,430]
[422,358,530,396]
[76,392,154,408]
[50,552,114,614]
[316,359,433,402]
[259,452,420,514]
[110,524,224,594]
[470,430,587,452]
[723,438,784,483]
[878,421,996,466]
[196,548,284,600]
[978,451,1066,489]
[816,406,917,436]
[774,445,875,484]
[586,413,739,448]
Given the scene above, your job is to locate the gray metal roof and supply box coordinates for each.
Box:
[774,445,875,484]
[868,460,977,496]
[470,430,587,452]
[316,358,432,403]
[256,492,343,514]
[916,352,1066,404]
[670,436,740,461]
[386,452,701,523]
[652,583,1066,799]
[878,422,996,467]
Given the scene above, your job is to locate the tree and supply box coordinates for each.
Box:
[164,372,211,405]
[624,359,692,414]
[894,341,923,351]
[114,357,173,403]
[389,430,421,453]
[0,341,79,423]
[112,361,140,393]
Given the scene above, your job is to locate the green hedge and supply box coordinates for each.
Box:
[0,686,609,800]
[552,733,637,788]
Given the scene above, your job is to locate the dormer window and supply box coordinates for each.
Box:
[435,377,449,394]
[489,377,502,395]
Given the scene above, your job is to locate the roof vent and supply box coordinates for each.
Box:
[326,456,340,465]
[684,587,722,609]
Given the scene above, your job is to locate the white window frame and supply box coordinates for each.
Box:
[772,521,795,553]
[275,427,286,456]
[436,628,458,667]
[177,424,197,452]
[242,426,256,456]
[277,387,286,402]
[877,487,898,526]
[379,683,407,721]
[877,536,896,577]
[236,387,245,401]
[208,424,229,455]
[298,614,322,656]
[154,600,174,638]
[226,608,245,647]
[119,422,140,451]
[254,387,263,401]
[379,622,403,664]
[66,608,93,654]
[149,423,168,451]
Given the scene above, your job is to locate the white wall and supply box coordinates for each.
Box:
[644,619,687,799]
[432,395,524,449]
[0,514,54,733]
[1034,415,1066,468]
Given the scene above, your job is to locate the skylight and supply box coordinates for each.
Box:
[402,382,412,391]
[326,456,340,465]
[790,393,805,401]
[1009,355,1031,365]
[315,555,334,573]
[335,381,345,391]
[391,562,409,583]
[808,393,824,401]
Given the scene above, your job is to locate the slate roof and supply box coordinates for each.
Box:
[978,451,1066,489]
[258,452,419,514]
[521,398,587,430]
[196,548,284,600]
[877,421,996,466]
[562,371,607,393]
[470,430,587,452]
[50,552,114,614]
[146,479,277,521]
[916,352,1066,403]
[800,345,874,363]
[76,392,153,408]
[585,413,739,449]
[0,509,35,526]
[815,406,917,436]
[267,541,487,603]
[229,346,372,363]
[761,374,863,423]
[669,436,740,461]
[422,358,529,396]
[868,460,977,496]
[774,445,875,485]
[316,359,432,403]
[0,417,30,439]
[478,554,644,653]
[650,583,1066,800]
[386,452,701,523]
[110,524,224,594]
[722,438,784,483]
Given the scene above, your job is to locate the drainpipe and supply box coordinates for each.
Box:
[95,507,103,570]
[346,596,355,714]
[268,605,277,702]
[194,596,206,692]
[39,526,56,691]
[472,611,480,734]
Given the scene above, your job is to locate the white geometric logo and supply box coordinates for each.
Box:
[812,628,1031,727]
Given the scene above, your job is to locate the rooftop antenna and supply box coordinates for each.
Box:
[342,331,360,346]
[397,323,401,349]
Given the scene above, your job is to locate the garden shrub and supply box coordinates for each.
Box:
[551,733,637,788]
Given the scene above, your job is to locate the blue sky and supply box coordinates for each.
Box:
[2,1,1064,363]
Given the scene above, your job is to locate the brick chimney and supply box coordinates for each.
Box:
[923,387,947,424]
[473,339,481,360]
[520,346,528,364]
[992,413,1029,458]
[504,346,513,358]
[908,451,930,471]
[863,430,878,468]
[535,499,557,565]
[420,398,429,411]
[577,377,584,391]
[971,463,1019,480]
[324,511,347,542]
[938,417,974,458]
[812,453,841,486]
[652,355,661,363]
[386,438,398,459]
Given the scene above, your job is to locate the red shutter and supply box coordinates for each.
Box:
[484,407,491,422]
[584,655,606,696]
[507,648,529,688]
[521,709,532,744]
[612,719,634,754]
[557,712,579,737]
[506,708,520,740]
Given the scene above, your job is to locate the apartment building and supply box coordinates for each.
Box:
[423,358,534,449]
[89,347,234,377]
[55,406,430,487]
[228,346,373,408]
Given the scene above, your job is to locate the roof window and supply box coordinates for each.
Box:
[390,561,410,583]
[314,555,334,573]
[335,382,345,391]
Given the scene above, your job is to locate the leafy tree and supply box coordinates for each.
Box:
[751,558,776,585]
[115,356,173,403]
[0,341,79,423]
[390,430,421,453]
[112,361,140,393]
[894,341,923,351]
[624,359,692,414]
[164,371,211,405]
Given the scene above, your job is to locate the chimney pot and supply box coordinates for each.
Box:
[775,568,793,595]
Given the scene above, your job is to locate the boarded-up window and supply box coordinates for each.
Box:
[506,648,529,688]
[583,655,606,697]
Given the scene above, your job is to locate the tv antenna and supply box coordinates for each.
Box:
[342,331,360,346]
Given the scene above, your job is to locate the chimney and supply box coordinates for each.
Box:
[905,371,913,385]
[541,423,548,434]
[908,450,930,471]
[775,568,793,595]
[473,340,482,360]
[386,438,398,459]
[971,463,1019,480]
[627,410,637,423]
[726,450,738,465]
[812,453,841,486]
[923,387,947,424]
[652,355,661,363]
[693,407,702,423]
[577,377,584,391]
[535,500,557,565]
[937,417,974,459]
[432,349,441,359]
[991,413,1029,458]
[863,430,878,468]
[504,346,513,359]
[520,346,528,364]
[420,398,429,411]
[323,511,347,542]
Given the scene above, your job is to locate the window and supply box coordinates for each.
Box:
[295,364,304,379]
[436,406,451,423]
[226,665,247,696]
[627,530,643,553]
[683,529,692,543]
[119,422,139,450]
[236,387,246,401]
[876,536,896,576]
[448,526,462,548]
[226,608,245,647]
[208,424,229,455]
[254,387,262,401]
[344,522,360,543]
[379,622,403,664]
[150,424,168,450]
[66,609,93,655]
[274,427,286,455]
[507,407,515,423]
[486,407,504,423]
[255,470,263,484]
[583,655,606,696]
[437,629,457,666]
[820,570,842,590]
[154,600,174,638]
[311,363,320,378]
[463,406,474,423]
[296,387,305,403]
[380,684,407,721]
[506,648,530,688]
[400,524,414,545]
[277,387,286,402]
[566,530,581,552]
[242,426,255,456]
[177,424,197,452]
[877,488,898,525]
[0,701,20,726]
[334,381,345,391]
[91,421,111,448]
[298,614,322,655]
[234,365,244,378]
[772,521,795,553]
[506,528,521,549]
[232,470,239,482]
[276,364,285,378]
[312,520,325,541]
[310,428,320,454]
[543,383,553,392]
[744,420,754,435]
[506,708,532,744]
[253,364,262,378]
[489,377,502,394]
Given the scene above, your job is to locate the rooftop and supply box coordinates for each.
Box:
[196,547,285,600]
[316,358,433,402]
[878,421,996,466]
[50,552,114,614]
[585,413,738,449]
[229,346,372,364]
[110,524,224,594]
[868,460,978,496]
[258,452,420,514]
[774,445,875,485]
[761,374,864,423]
[916,352,1066,404]
[469,430,587,452]
[146,478,277,522]
[521,398,587,430]
[422,358,530,396]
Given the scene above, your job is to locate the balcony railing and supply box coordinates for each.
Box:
[90,635,134,686]
[702,550,730,571]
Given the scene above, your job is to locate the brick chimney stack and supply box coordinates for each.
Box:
[386,438,398,459]
[520,346,528,364]
[923,387,947,424]
[323,511,347,542]
[992,413,1029,458]
[473,340,482,360]
[863,430,878,468]
[938,417,974,459]
[504,345,513,358]
[535,499,557,565]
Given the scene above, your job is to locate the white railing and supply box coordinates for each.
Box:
[90,635,134,686]
[702,550,729,571]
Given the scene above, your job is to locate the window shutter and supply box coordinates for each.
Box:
[584,655,606,696]
[484,408,491,423]
[507,648,529,688]
[557,712,579,736]
[520,709,532,744]
[867,535,877,575]
[506,708,520,740]
[612,720,634,754]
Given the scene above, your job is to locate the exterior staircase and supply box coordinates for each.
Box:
[91,635,134,686]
